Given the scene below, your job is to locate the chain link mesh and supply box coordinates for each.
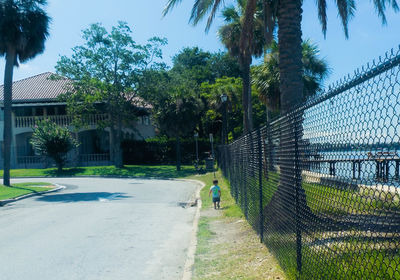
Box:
[218,47,400,279]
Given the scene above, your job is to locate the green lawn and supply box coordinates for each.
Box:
[3,165,198,178]
[0,182,54,200]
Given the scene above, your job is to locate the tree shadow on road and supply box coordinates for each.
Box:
[35,192,131,203]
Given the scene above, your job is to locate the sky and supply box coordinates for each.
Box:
[1,0,399,89]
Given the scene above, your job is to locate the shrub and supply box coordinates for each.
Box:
[30,119,79,172]
[122,136,212,165]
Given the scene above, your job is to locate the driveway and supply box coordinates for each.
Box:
[0,177,200,280]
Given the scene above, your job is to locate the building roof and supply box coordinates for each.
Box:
[0,72,71,103]
[0,72,152,109]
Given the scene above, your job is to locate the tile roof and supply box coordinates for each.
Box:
[0,72,71,103]
[0,72,152,109]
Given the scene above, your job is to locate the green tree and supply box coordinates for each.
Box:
[218,0,267,133]
[30,119,78,172]
[164,0,275,133]
[252,39,329,113]
[200,76,266,141]
[150,73,203,171]
[56,22,167,168]
[163,47,241,139]
[0,0,50,186]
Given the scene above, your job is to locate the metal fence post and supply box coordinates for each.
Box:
[257,129,264,243]
[294,117,302,274]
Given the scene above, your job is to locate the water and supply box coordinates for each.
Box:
[306,150,400,187]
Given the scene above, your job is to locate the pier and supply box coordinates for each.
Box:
[306,151,400,182]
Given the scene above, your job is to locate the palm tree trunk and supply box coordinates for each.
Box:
[240,57,253,134]
[266,107,274,171]
[115,114,123,168]
[3,48,16,186]
[239,0,256,135]
[278,0,303,113]
[176,136,181,171]
[276,0,305,273]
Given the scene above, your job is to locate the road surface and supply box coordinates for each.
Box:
[0,177,200,280]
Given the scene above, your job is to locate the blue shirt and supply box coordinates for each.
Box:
[210,185,221,198]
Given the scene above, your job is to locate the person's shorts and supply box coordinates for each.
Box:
[212,197,220,203]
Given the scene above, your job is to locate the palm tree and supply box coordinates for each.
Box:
[218,0,268,133]
[253,39,329,173]
[164,0,398,114]
[164,0,275,133]
[0,0,50,185]
[252,39,329,112]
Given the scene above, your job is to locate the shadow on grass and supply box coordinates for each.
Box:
[36,192,131,203]
[42,165,198,179]
[43,167,86,177]
[8,185,46,194]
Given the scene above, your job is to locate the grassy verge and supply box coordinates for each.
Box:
[185,171,286,280]
[0,182,55,200]
[4,165,197,178]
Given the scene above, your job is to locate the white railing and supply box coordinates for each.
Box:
[15,114,109,128]
[17,156,45,165]
[79,153,110,163]
[17,156,47,169]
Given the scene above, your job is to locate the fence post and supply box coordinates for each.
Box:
[257,129,264,243]
[294,116,302,274]
[243,139,248,219]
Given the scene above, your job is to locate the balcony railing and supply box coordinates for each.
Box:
[79,153,110,166]
[15,114,109,128]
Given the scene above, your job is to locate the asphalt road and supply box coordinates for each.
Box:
[0,177,200,280]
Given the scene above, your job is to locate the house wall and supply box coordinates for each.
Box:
[0,104,156,169]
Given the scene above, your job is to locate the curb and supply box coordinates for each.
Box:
[180,179,206,280]
[0,184,66,207]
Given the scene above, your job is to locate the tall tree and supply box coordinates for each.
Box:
[164,0,399,114]
[56,22,166,168]
[163,0,275,134]
[142,70,203,171]
[218,0,267,133]
[0,0,50,186]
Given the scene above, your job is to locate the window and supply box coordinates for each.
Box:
[142,116,150,125]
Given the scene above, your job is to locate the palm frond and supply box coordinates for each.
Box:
[162,0,183,17]
[335,0,356,38]
[205,0,224,32]
[316,0,327,37]
[372,0,399,24]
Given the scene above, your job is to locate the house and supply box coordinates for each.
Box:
[0,72,156,169]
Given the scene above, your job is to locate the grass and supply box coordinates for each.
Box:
[232,170,400,279]
[185,171,286,280]
[0,182,54,200]
[3,165,198,178]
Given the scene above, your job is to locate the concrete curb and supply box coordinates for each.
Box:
[0,184,66,207]
[180,179,206,280]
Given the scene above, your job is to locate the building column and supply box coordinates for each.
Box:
[11,111,17,168]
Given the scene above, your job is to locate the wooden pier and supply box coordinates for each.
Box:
[306,151,400,181]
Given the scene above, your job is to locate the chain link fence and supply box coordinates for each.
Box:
[218,47,400,279]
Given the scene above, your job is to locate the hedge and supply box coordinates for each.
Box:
[122,137,213,165]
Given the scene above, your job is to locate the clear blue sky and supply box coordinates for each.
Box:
[1,0,399,88]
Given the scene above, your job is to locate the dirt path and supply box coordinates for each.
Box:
[193,206,286,280]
